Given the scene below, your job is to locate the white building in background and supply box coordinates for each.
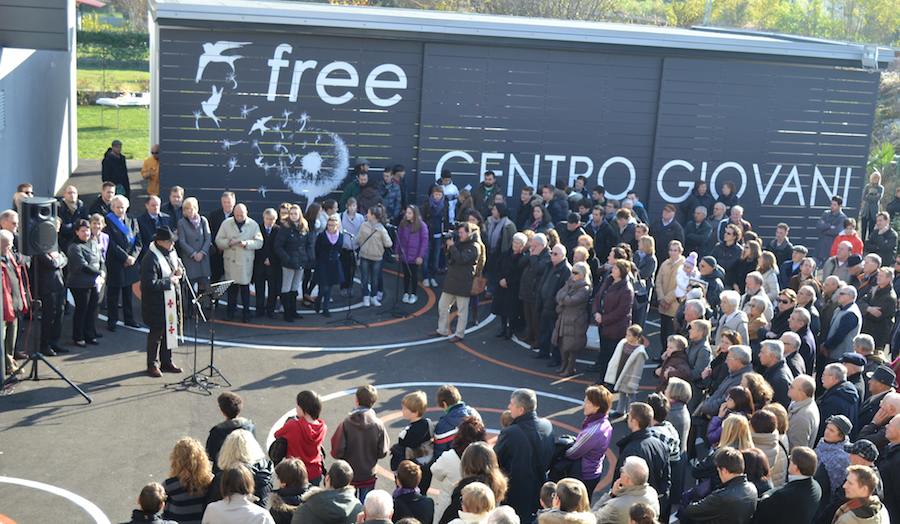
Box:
[0,0,78,200]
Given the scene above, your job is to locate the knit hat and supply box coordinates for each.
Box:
[847,254,863,267]
[844,439,879,463]
[684,252,698,268]
[826,415,853,437]
[840,353,866,367]
[869,365,897,387]
[701,255,717,268]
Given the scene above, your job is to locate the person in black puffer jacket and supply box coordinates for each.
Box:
[274,204,315,322]
[519,235,550,349]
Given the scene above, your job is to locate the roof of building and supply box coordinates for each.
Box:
[151,0,895,68]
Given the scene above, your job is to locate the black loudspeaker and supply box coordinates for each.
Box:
[20,197,59,256]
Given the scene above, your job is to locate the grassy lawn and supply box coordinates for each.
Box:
[77,67,149,93]
[77,105,149,160]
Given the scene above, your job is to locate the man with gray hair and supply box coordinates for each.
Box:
[787,375,820,450]
[859,266,896,353]
[699,345,754,419]
[592,455,660,523]
[495,388,555,521]
[760,340,793,408]
[684,205,713,256]
[741,271,773,322]
[780,331,807,377]
[519,233,550,350]
[822,285,862,364]
[787,307,816,373]
[823,240,853,282]
[816,362,859,441]
[105,194,143,331]
[136,195,172,263]
[359,489,393,524]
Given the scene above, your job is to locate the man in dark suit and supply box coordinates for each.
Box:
[253,208,281,318]
[779,245,808,289]
[651,204,685,254]
[104,195,142,331]
[160,185,185,224]
[137,196,172,263]
[88,181,117,217]
[206,191,235,282]
[752,446,821,524]
[855,365,897,439]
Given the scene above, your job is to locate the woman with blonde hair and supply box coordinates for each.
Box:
[439,442,508,524]
[163,437,214,524]
[757,251,780,303]
[686,413,754,505]
[273,204,315,321]
[447,482,496,524]
[176,197,212,292]
[209,429,273,507]
[552,261,593,376]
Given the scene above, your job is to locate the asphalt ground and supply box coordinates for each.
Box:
[0,267,665,524]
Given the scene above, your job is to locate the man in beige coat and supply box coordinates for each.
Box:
[655,240,685,350]
[787,374,820,450]
[214,203,263,322]
[592,456,659,524]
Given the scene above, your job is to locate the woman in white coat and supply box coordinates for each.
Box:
[757,251,781,304]
[214,203,263,323]
[202,465,274,524]
[430,417,487,523]
[603,324,647,417]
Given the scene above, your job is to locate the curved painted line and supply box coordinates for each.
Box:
[99,312,495,352]
[0,476,111,524]
[454,340,595,386]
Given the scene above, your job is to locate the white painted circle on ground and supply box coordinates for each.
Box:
[266,381,583,446]
[0,476,111,524]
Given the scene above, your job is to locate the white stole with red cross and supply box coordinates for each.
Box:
[150,242,181,349]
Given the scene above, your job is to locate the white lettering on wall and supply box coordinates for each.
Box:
[266,44,293,101]
[656,160,695,203]
[753,164,782,203]
[598,156,635,200]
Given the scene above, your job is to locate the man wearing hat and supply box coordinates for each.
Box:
[815,439,883,524]
[840,352,868,404]
[856,365,897,439]
[140,227,184,378]
[698,256,724,309]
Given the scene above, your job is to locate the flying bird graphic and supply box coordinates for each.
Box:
[192,110,202,130]
[240,105,258,119]
[248,116,273,136]
[221,138,244,151]
[258,186,268,198]
[226,157,238,173]
[195,41,250,83]
[201,85,223,128]
[225,72,238,89]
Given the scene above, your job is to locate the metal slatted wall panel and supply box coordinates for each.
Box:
[416,43,662,204]
[648,57,879,248]
[158,28,422,215]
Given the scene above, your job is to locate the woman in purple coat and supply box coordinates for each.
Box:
[396,205,429,304]
[565,385,613,495]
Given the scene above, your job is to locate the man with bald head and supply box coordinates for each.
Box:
[787,374,820,450]
[858,390,900,453]
[214,202,263,323]
[137,195,172,263]
[57,185,87,255]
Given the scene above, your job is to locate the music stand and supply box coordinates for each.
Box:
[328,247,367,327]
[197,280,233,387]
[166,279,213,394]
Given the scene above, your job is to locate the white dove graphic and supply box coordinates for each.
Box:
[248,116,273,136]
[195,41,250,83]
[201,85,223,128]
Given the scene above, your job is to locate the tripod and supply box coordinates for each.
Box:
[166,278,214,394]
[328,231,366,326]
[197,280,233,386]
[1,256,92,403]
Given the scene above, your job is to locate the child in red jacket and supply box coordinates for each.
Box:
[274,390,328,485]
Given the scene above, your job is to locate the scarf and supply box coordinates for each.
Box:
[106,212,135,247]
[486,216,506,251]
[149,242,182,349]
[832,497,882,524]
[582,411,607,429]
[429,197,445,215]
[189,213,201,229]
[392,487,419,498]
[816,438,849,493]
[326,231,339,244]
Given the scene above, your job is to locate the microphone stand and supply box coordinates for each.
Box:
[386,223,410,318]
[166,274,214,395]
[328,230,366,326]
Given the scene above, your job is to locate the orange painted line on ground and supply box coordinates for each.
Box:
[454,340,595,386]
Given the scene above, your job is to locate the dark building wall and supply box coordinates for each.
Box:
[157,24,879,247]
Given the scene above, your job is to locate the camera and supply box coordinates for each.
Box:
[441,221,466,242]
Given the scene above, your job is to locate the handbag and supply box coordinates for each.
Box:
[268,437,288,465]
[471,276,487,296]
[548,435,578,482]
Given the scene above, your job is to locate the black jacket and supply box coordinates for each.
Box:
[57,199,88,252]
[763,359,794,408]
[752,476,821,524]
[66,239,104,289]
[711,242,743,278]
[613,223,637,251]
[854,390,889,440]
[492,250,527,319]
[137,212,173,261]
[274,225,316,270]
[878,443,900,523]
[208,459,273,507]
[392,491,434,524]
[684,219,714,257]
[537,261,571,316]
[613,428,671,498]
[127,510,177,524]
[701,267,725,309]
[254,224,282,272]
[679,475,757,524]
[494,412,555,522]
[557,225,587,263]
[651,219,685,254]
[206,417,256,469]
[816,380,859,441]
[865,227,898,266]
[520,250,550,303]
[681,191,717,223]
[105,214,142,287]
[139,243,177,330]
[35,251,67,295]
[88,195,113,217]
[766,238,795,266]
[779,260,801,289]
[161,201,183,224]
[101,148,129,193]
[206,208,232,254]
[584,219,616,262]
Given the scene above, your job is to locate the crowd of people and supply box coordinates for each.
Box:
[5,142,900,523]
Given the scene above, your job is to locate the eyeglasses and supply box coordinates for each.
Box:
[779,298,793,304]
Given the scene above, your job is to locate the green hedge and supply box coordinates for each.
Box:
[77,30,149,69]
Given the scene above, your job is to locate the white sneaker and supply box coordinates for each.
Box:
[363,296,371,307]
[372,297,382,307]
[422,279,430,288]
[430,278,439,287]
[376,291,384,301]
[401,293,410,303]
[408,293,417,304]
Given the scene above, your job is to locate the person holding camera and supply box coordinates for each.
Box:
[432,222,481,342]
